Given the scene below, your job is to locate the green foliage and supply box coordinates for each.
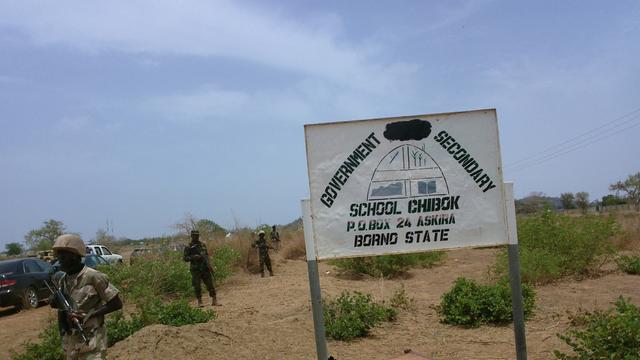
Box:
[5,242,23,255]
[515,193,554,214]
[10,321,64,360]
[197,219,226,234]
[560,192,576,209]
[601,194,627,207]
[609,172,640,209]
[554,297,640,359]
[330,251,445,278]
[575,192,590,213]
[495,211,618,284]
[211,245,241,283]
[617,255,640,275]
[99,251,191,302]
[106,299,215,346]
[323,291,397,341]
[438,277,535,327]
[24,219,65,251]
[106,311,145,345]
[100,245,239,303]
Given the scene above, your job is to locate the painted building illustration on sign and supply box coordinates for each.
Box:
[368,144,449,201]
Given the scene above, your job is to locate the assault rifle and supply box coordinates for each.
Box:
[45,275,89,344]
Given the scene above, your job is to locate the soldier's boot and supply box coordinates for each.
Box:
[269,271,274,277]
[197,298,203,307]
[211,296,219,306]
[261,272,265,278]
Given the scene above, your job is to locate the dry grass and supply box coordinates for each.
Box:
[281,229,306,260]
[610,211,640,251]
[203,230,261,274]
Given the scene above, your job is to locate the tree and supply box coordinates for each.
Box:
[575,192,590,214]
[196,219,226,235]
[5,242,23,256]
[560,192,575,209]
[174,213,198,235]
[601,194,626,207]
[94,228,116,245]
[515,192,553,214]
[24,219,66,250]
[609,172,640,210]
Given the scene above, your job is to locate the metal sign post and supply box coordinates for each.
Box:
[301,199,328,360]
[505,182,527,360]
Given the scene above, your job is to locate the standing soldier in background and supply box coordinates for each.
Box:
[183,230,219,307]
[270,225,281,251]
[253,230,274,277]
[50,234,122,360]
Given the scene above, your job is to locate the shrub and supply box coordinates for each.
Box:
[323,291,397,341]
[106,299,215,346]
[389,286,416,311]
[438,277,535,327]
[494,211,618,284]
[330,252,445,278]
[10,321,64,360]
[100,245,239,302]
[210,245,241,283]
[617,255,640,275]
[554,297,640,359]
[106,311,145,345]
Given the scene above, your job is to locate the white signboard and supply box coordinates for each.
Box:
[304,109,507,260]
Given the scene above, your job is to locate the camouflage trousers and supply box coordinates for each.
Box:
[62,325,107,360]
[190,269,216,299]
[259,252,273,275]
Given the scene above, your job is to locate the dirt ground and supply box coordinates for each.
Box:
[2,247,639,360]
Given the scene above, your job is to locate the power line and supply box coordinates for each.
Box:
[508,115,640,174]
[506,106,640,168]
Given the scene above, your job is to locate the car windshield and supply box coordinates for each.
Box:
[0,261,19,275]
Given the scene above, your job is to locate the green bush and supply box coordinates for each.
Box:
[211,245,241,283]
[329,251,445,278]
[10,321,64,360]
[106,299,215,346]
[323,291,397,341]
[495,211,618,284]
[106,311,146,345]
[100,245,239,302]
[438,277,535,327]
[617,255,640,275]
[554,297,640,359]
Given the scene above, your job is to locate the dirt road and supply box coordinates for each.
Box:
[3,248,639,359]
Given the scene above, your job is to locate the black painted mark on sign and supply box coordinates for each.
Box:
[383,119,432,141]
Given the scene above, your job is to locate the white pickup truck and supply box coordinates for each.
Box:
[85,245,123,264]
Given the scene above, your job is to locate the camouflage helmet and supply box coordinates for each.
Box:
[190,229,200,236]
[258,230,265,235]
[53,234,86,257]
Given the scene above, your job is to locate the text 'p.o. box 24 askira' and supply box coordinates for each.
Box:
[304,109,508,260]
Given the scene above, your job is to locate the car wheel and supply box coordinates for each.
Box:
[22,287,39,309]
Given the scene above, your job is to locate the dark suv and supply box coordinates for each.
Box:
[0,258,52,310]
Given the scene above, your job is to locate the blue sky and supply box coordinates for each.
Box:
[1,0,639,247]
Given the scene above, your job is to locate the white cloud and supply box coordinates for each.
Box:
[0,0,417,93]
[145,86,250,121]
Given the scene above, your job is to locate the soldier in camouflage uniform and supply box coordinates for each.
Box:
[253,230,274,277]
[183,230,218,307]
[270,225,281,251]
[50,234,122,360]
